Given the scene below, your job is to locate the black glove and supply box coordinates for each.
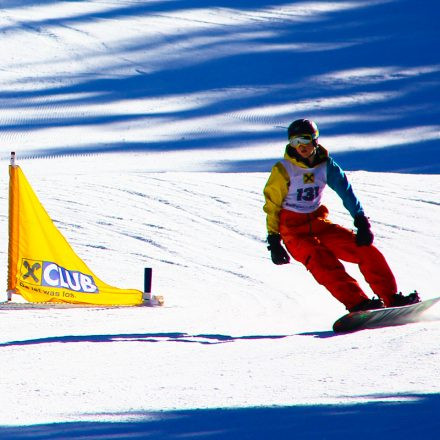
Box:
[354,214,374,246]
[267,234,290,265]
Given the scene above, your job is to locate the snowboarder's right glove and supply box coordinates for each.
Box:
[354,214,374,246]
[267,234,290,265]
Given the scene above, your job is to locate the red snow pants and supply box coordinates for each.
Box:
[279,206,397,310]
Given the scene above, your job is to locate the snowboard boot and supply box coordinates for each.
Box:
[389,291,421,307]
[349,297,385,313]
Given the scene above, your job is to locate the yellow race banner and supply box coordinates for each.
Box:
[7,163,143,306]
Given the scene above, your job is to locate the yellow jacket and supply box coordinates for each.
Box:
[263,145,363,234]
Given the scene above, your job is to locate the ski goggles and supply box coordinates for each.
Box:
[289,134,317,147]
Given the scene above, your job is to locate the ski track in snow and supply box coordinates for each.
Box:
[0,155,439,428]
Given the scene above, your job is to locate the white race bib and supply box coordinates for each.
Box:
[281,159,327,213]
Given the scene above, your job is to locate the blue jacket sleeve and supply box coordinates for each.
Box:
[326,157,364,219]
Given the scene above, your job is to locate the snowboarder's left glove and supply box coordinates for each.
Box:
[267,234,290,265]
[354,214,374,246]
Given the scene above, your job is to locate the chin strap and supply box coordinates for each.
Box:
[307,148,317,161]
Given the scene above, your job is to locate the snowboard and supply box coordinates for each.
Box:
[333,296,440,333]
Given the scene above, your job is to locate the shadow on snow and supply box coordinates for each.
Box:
[1,1,439,172]
[223,139,440,174]
[0,332,290,347]
[0,393,439,439]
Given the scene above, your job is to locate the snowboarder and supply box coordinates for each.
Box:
[263,119,420,312]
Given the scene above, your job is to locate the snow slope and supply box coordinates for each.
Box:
[0,1,439,438]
